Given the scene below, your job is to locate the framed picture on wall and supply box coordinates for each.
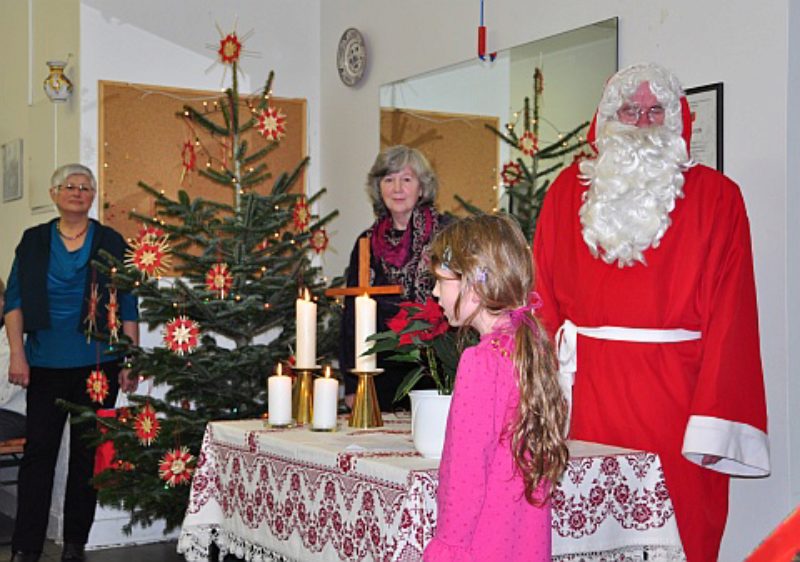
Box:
[2,138,24,203]
[684,83,723,171]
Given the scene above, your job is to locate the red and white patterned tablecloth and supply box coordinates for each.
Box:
[178,415,685,562]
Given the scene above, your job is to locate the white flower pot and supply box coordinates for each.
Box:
[409,390,452,459]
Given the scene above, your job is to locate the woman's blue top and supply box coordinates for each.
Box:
[4,222,138,368]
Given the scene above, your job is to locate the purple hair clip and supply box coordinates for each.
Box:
[475,267,488,283]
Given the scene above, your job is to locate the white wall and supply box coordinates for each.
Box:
[319,1,794,560]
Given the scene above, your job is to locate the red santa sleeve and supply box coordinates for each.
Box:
[682,176,770,476]
[423,344,497,562]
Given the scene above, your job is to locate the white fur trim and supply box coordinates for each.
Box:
[682,415,770,477]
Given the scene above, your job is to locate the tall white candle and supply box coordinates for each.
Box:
[312,366,339,430]
[268,363,292,425]
[355,293,377,371]
[295,289,317,369]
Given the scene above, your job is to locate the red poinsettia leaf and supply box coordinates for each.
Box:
[386,308,411,334]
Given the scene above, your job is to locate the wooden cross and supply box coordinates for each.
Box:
[325,237,403,297]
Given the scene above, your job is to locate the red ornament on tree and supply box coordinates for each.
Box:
[106,286,120,344]
[501,161,524,187]
[134,402,161,446]
[181,141,197,182]
[86,369,109,404]
[292,199,311,232]
[218,33,242,65]
[84,282,99,336]
[158,446,195,487]
[256,107,287,141]
[309,229,329,254]
[125,234,172,279]
[518,131,539,157]
[164,316,200,356]
[138,223,165,242]
[205,262,233,299]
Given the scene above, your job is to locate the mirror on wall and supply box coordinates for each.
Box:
[379,18,618,215]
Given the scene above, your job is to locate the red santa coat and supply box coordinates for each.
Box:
[533,160,770,561]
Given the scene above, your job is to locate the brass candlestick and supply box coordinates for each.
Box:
[349,368,383,428]
[292,367,320,425]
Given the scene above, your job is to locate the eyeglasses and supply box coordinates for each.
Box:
[57,183,95,194]
[617,104,665,123]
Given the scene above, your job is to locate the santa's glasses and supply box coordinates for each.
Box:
[617,104,665,124]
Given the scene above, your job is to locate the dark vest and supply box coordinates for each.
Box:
[14,218,128,334]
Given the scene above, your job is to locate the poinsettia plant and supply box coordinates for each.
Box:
[367,298,471,402]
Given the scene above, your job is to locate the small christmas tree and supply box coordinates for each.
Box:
[79,30,339,532]
[458,68,590,241]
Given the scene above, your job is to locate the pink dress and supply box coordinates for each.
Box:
[424,332,551,562]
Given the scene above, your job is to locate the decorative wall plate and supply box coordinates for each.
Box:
[337,28,367,87]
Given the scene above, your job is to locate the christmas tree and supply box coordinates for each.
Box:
[76,30,339,532]
[458,68,590,241]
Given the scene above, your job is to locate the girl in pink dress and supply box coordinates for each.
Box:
[423,214,568,562]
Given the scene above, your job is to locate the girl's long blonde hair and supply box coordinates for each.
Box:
[430,213,568,504]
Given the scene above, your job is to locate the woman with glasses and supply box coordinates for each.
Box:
[339,146,450,412]
[3,163,140,562]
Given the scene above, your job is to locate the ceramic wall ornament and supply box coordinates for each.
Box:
[43,60,73,103]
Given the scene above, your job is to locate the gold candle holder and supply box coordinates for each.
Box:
[292,367,320,425]
[349,368,383,428]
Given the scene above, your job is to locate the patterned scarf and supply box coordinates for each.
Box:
[369,205,445,303]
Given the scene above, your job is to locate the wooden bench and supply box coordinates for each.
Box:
[0,438,24,484]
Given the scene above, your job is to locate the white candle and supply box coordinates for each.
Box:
[312,366,339,430]
[268,363,292,425]
[295,289,317,369]
[355,293,377,371]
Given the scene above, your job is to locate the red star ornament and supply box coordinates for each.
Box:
[218,33,242,65]
[501,161,523,187]
[309,229,329,254]
[125,234,172,279]
[86,369,109,404]
[256,107,287,141]
[164,316,200,356]
[518,131,539,157]
[159,446,195,487]
[292,199,311,232]
[134,402,161,446]
[205,262,233,299]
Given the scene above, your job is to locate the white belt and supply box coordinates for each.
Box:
[556,319,701,434]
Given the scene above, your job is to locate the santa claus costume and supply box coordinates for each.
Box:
[533,64,769,562]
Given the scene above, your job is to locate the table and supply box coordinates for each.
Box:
[178,415,685,561]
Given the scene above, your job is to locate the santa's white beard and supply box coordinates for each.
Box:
[578,122,690,267]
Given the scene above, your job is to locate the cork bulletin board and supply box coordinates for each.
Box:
[380,107,499,215]
[98,80,307,242]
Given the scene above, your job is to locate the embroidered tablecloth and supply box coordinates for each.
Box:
[178,415,684,561]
